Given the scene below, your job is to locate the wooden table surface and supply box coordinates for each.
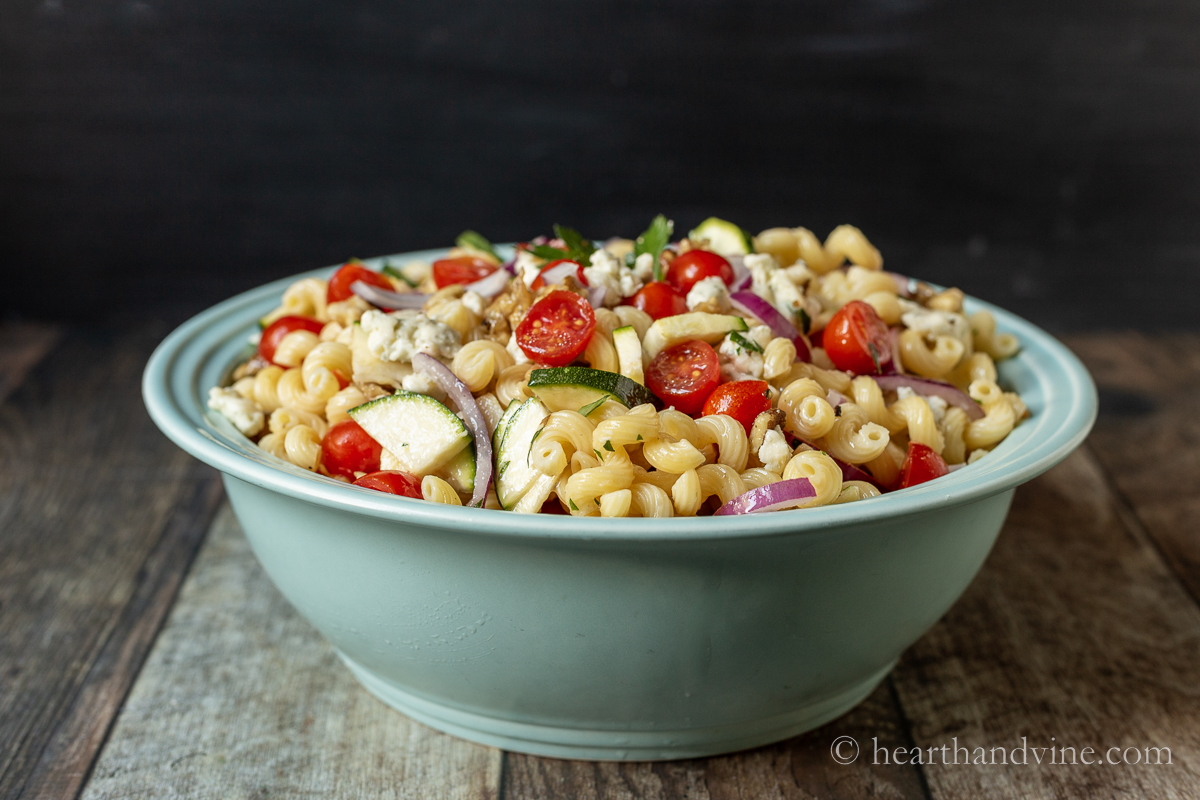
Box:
[2,321,1198,800]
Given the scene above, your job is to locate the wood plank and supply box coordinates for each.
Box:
[501,681,929,800]
[1066,332,1200,605]
[78,505,503,800]
[0,325,223,800]
[0,321,62,406]
[890,448,1200,799]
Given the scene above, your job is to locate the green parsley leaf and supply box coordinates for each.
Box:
[455,230,499,261]
[633,214,673,282]
[730,331,763,354]
[578,397,608,416]
[603,440,614,452]
[553,224,596,263]
[867,342,881,374]
[528,243,570,261]
[636,433,643,442]
[569,498,579,512]
[796,307,812,335]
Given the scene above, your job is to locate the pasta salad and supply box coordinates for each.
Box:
[208,217,1025,516]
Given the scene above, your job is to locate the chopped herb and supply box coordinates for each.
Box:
[569,498,579,512]
[528,243,571,261]
[633,214,673,282]
[867,342,882,373]
[834,405,842,417]
[382,264,418,288]
[594,449,603,460]
[455,230,499,261]
[578,397,608,416]
[603,440,614,452]
[553,224,596,263]
[730,331,763,354]
[594,497,600,506]
[796,307,812,334]
[636,433,643,441]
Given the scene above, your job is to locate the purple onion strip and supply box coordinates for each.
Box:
[715,477,817,515]
[411,353,493,507]
[729,291,811,362]
[873,374,984,420]
[351,281,427,309]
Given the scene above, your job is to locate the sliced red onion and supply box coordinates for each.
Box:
[729,291,811,363]
[715,477,817,515]
[873,374,984,420]
[465,267,510,298]
[728,255,752,291]
[947,462,966,472]
[886,327,906,374]
[411,353,493,508]
[352,281,427,309]
[588,285,607,309]
[826,389,850,407]
[886,272,914,297]
[538,260,579,286]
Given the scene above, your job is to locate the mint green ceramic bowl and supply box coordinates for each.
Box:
[143,249,1096,760]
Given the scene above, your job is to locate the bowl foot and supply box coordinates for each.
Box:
[338,653,895,761]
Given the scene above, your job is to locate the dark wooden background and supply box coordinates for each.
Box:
[3,0,1198,330]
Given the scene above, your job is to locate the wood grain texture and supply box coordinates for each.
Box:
[79,505,503,800]
[501,682,928,800]
[891,447,1200,799]
[0,326,223,800]
[1067,333,1200,605]
[0,321,61,406]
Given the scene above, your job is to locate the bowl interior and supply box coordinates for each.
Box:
[144,247,1097,540]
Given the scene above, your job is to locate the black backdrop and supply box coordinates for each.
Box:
[3,0,1198,329]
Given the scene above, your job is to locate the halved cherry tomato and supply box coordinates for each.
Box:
[328,262,395,303]
[702,380,772,434]
[531,259,588,291]
[646,339,721,415]
[321,419,383,479]
[898,442,949,489]
[515,289,596,367]
[630,281,687,320]
[432,255,498,289]
[259,315,325,364]
[823,300,892,375]
[666,250,735,294]
[353,470,423,498]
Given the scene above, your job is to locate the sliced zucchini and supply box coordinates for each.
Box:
[494,397,550,509]
[349,392,471,475]
[492,398,523,453]
[527,367,661,412]
[642,313,749,359]
[612,326,645,385]
[689,217,755,257]
[436,446,477,494]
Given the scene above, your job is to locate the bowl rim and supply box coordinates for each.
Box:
[144,246,1097,542]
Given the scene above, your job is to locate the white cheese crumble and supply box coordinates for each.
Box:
[685,275,731,313]
[461,290,486,317]
[401,370,442,398]
[506,329,531,364]
[632,252,656,283]
[899,300,971,351]
[758,427,791,474]
[207,387,265,436]
[746,252,807,321]
[718,324,771,381]
[515,250,543,289]
[361,309,462,363]
[583,248,640,305]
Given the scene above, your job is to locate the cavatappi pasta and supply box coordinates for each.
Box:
[209,218,1027,515]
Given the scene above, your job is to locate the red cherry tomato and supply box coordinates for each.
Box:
[432,256,498,289]
[327,262,395,303]
[702,380,773,434]
[353,470,423,498]
[515,289,596,367]
[898,442,949,489]
[630,281,688,320]
[321,419,383,479]
[823,300,892,375]
[259,315,325,364]
[530,259,588,291]
[666,250,735,294]
[646,340,721,415]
